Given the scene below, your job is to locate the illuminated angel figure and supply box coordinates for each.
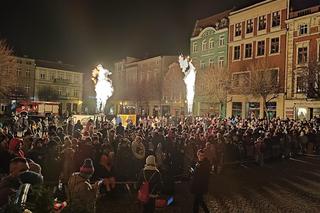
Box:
[92,64,114,113]
[178,54,196,114]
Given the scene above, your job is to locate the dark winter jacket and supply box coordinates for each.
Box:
[190,158,210,194]
[137,169,162,197]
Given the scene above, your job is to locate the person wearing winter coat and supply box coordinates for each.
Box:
[137,155,162,213]
[190,149,210,213]
[67,158,101,213]
[132,136,146,176]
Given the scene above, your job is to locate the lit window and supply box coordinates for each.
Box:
[219,35,224,46]
[246,19,253,34]
[272,11,280,27]
[297,47,308,64]
[235,23,242,37]
[258,15,266,31]
[209,38,214,49]
[296,76,305,93]
[257,41,265,56]
[245,43,252,58]
[270,37,280,54]
[299,24,308,35]
[234,46,241,60]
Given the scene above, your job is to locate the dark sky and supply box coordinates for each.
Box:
[0,0,262,71]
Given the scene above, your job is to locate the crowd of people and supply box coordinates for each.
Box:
[0,113,320,212]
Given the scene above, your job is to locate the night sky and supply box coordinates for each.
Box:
[0,0,263,71]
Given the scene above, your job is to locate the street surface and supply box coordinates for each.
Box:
[98,155,320,213]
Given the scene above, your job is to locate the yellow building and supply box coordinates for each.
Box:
[35,60,83,114]
[285,5,320,120]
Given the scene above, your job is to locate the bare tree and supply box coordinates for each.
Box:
[162,62,185,104]
[196,67,232,116]
[0,39,18,99]
[246,60,280,118]
[299,61,320,99]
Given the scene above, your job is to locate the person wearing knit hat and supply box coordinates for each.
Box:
[79,158,95,179]
[137,155,162,213]
[68,158,101,212]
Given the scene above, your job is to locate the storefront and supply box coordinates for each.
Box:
[285,99,320,120]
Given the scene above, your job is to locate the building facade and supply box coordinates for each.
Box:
[285,4,320,120]
[35,60,83,114]
[190,10,231,116]
[113,56,177,116]
[0,56,35,114]
[227,0,288,119]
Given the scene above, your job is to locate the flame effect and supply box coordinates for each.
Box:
[178,55,196,114]
[92,64,113,112]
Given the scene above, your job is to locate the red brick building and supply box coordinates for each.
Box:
[227,0,288,118]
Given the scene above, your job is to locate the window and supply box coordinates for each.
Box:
[218,56,225,68]
[232,102,242,117]
[25,84,30,93]
[233,72,250,87]
[272,11,280,27]
[193,42,198,53]
[17,59,22,64]
[209,38,214,49]
[200,61,205,69]
[234,46,241,60]
[266,69,279,85]
[257,40,265,56]
[17,67,21,76]
[58,88,62,96]
[66,74,72,81]
[258,15,266,31]
[40,72,46,79]
[235,23,242,37]
[219,35,225,46]
[74,74,80,83]
[209,58,214,68]
[245,43,252,58]
[246,19,253,34]
[74,90,79,97]
[299,24,308,35]
[298,47,308,64]
[26,61,32,65]
[202,40,207,51]
[26,69,30,78]
[58,72,64,80]
[50,73,56,80]
[296,76,305,93]
[248,102,260,118]
[270,37,280,54]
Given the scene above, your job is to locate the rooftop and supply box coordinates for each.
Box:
[36,60,80,72]
[192,9,232,37]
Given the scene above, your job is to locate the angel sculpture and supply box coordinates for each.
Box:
[178,54,196,114]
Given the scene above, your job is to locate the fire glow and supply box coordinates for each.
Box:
[92,64,113,112]
[178,55,196,114]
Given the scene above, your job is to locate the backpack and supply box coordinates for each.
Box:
[137,171,156,204]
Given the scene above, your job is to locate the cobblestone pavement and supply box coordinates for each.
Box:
[97,155,320,213]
